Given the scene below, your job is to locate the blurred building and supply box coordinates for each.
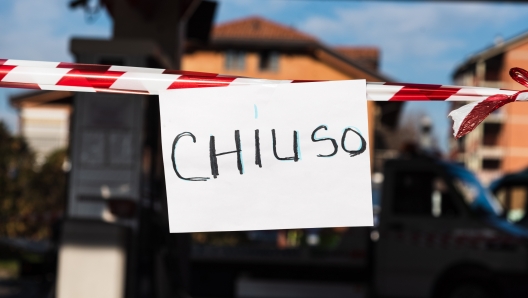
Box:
[185,16,391,163]
[184,16,382,80]
[452,32,528,185]
[10,91,73,164]
[12,16,402,172]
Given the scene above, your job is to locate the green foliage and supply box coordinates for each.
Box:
[0,122,66,239]
[0,259,19,279]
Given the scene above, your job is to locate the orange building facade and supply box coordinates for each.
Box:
[182,16,396,170]
[453,32,528,184]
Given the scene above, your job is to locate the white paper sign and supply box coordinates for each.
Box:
[160,80,372,232]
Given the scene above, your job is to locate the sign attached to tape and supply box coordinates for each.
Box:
[159,80,372,233]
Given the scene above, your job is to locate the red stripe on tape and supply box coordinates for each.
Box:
[56,69,125,89]
[163,69,220,77]
[386,83,461,101]
[167,75,236,89]
[0,81,40,90]
[292,80,318,83]
[510,67,528,89]
[455,94,514,139]
[0,65,16,81]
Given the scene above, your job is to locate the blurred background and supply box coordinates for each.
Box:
[3,0,528,297]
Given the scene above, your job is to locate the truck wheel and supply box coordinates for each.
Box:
[443,282,497,298]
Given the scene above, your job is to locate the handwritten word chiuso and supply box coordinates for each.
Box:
[159,81,372,232]
[171,126,367,181]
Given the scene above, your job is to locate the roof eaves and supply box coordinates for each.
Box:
[317,43,393,82]
[211,38,318,48]
[453,30,528,77]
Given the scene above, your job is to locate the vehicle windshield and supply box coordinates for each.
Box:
[442,162,504,217]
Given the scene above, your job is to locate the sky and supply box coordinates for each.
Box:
[1,0,528,152]
[0,0,111,132]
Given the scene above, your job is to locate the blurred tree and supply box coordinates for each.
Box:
[0,121,35,238]
[0,122,66,240]
[27,148,68,239]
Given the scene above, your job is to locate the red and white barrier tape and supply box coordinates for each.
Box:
[0,59,524,138]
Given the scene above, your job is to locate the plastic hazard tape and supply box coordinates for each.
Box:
[1,58,525,138]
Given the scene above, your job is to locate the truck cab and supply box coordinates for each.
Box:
[375,157,528,298]
[186,156,528,298]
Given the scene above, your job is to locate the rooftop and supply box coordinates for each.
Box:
[334,46,380,71]
[212,16,317,43]
[211,17,382,73]
[453,30,528,77]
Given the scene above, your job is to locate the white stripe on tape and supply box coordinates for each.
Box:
[110,72,180,94]
[3,66,71,85]
[366,84,402,101]
[3,60,60,68]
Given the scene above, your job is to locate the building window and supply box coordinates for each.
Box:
[482,158,501,170]
[225,50,246,70]
[482,123,501,146]
[259,51,279,72]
